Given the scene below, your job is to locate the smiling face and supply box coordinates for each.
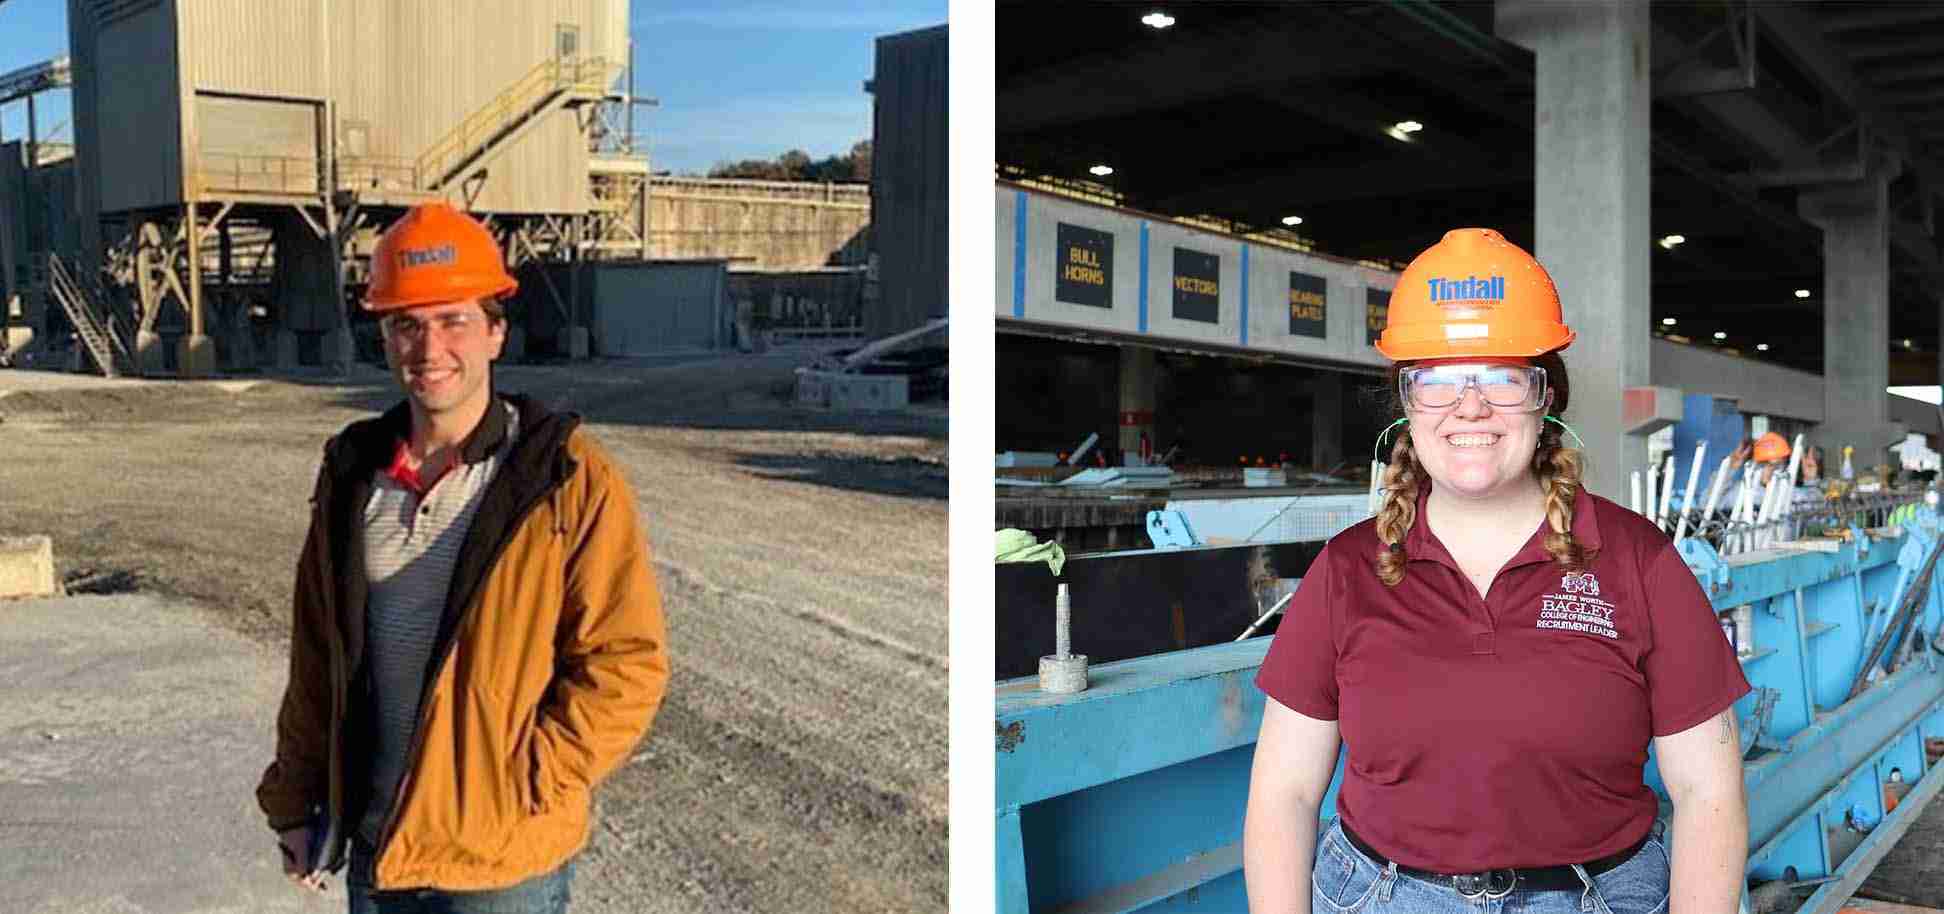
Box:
[1403,356,1549,500]
[380,298,505,419]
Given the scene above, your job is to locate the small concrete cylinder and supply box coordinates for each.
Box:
[1039,654,1089,694]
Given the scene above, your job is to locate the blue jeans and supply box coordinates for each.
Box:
[346,839,574,914]
[1312,818,1672,914]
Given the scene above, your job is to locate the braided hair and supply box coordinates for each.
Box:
[1374,351,1592,586]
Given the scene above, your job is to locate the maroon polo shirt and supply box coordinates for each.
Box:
[1256,482,1750,873]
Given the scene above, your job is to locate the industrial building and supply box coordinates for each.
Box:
[995,4,1944,914]
[0,0,915,378]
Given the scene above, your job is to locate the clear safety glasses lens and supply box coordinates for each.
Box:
[1400,364,1547,411]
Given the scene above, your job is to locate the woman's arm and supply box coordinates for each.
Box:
[1244,697,1342,914]
[1654,708,1749,914]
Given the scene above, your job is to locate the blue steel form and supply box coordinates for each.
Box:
[996,507,1944,914]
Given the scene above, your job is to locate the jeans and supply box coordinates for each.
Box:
[346,838,574,914]
[1312,818,1672,914]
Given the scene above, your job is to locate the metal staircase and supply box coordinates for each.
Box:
[42,254,136,377]
[415,55,618,192]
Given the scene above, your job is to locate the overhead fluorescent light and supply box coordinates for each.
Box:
[1756,343,1770,351]
[1141,11,1175,28]
[1661,317,1676,326]
[1659,234,1686,249]
[1794,289,1811,299]
[1089,164,1114,177]
[1281,215,1303,226]
[1383,121,1424,143]
[1713,331,1727,340]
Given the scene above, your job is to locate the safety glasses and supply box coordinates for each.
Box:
[1398,363,1549,412]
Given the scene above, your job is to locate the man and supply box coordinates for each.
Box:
[257,201,670,913]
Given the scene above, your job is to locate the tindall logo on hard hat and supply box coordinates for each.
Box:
[398,244,458,269]
[1425,275,1506,306]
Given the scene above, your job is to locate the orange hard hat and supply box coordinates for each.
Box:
[1754,432,1791,463]
[364,201,517,312]
[1374,228,1575,361]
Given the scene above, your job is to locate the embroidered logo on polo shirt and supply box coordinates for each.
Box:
[1538,571,1618,639]
[1559,572,1599,596]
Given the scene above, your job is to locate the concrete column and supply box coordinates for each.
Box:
[1117,346,1157,464]
[1802,175,1899,467]
[273,329,299,370]
[1310,372,1344,470]
[136,329,167,375]
[1496,0,1653,501]
[323,325,354,375]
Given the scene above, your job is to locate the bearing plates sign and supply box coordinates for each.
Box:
[1289,271,1326,338]
[1366,286,1390,347]
[1172,247,1220,323]
[1055,223,1113,309]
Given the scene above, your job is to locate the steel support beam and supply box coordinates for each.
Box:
[1819,6,1944,34]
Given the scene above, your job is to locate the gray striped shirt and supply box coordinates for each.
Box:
[356,402,518,844]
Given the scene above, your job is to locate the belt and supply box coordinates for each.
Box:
[1338,820,1648,898]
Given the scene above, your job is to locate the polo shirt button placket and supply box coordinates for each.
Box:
[1474,592,1496,656]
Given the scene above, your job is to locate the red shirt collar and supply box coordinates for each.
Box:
[385,439,430,496]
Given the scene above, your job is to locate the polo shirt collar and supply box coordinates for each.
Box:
[1402,478,1604,569]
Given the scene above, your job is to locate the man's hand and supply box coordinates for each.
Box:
[276,826,327,893]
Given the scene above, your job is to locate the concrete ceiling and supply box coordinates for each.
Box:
[997,1,1944,378]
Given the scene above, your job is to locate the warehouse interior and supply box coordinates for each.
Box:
[995,0,1944,507]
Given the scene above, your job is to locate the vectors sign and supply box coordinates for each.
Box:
[1055,223,1113,309]
[1173,247,1220,323]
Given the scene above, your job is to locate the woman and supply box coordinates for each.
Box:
[1243,229,1752,914]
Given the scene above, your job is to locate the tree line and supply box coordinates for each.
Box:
[707,140,871,182]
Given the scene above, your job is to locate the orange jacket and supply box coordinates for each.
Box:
[257,395,669,890]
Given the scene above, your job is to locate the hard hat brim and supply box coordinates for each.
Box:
[1374,324,1575,361]
[364,275,519,312]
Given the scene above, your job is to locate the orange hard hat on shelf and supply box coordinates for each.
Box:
[1374,228,1575,361]
[1754,432,1791,463]
[364,201,518,312]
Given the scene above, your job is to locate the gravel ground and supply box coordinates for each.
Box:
[0,348,947,913]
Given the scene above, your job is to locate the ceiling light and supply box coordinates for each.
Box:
[1757,343,1770,351]
[1393,120,1423,134]
[1713,331,1727,340]
[1905,338,1915,349]
[1794,289,1811,299]
[1141,11,1175,28]
[1661,317,1676,326]
[1659,234,1686,249]
[1089,164,1114,177]
[1281,215,1303,226]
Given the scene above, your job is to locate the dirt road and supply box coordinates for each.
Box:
[0,348,947,913]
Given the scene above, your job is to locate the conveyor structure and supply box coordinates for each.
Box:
[997,499,1944,914]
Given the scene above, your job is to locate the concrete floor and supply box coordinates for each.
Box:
[0,593,348,914]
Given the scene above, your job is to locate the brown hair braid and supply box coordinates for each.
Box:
[1372,350,1593,586]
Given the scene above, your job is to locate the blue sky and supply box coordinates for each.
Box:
[0,0,944,174]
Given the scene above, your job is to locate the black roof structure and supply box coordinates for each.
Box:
[998,1,1944,377]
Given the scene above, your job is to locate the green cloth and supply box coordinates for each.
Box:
[995,528,1065,576]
